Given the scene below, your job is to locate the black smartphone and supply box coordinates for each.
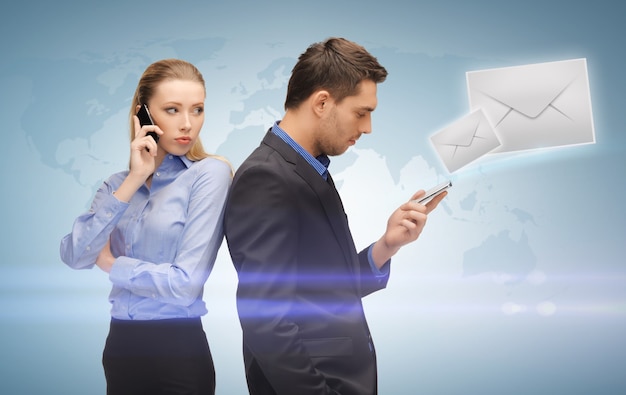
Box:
[136,104,159,143]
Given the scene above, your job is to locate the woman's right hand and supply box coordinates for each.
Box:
[128,114,163,179]
[111,116,164,203]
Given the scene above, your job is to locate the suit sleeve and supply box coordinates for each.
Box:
[224,164,338,394]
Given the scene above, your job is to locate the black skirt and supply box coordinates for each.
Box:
[102,317,215,395]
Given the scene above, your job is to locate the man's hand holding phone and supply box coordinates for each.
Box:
[371,180,451,268]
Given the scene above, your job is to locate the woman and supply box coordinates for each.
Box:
[60,59,232,394]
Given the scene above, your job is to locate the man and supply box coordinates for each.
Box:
[224,37,446,395]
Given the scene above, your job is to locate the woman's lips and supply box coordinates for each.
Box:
[175,137,191,144]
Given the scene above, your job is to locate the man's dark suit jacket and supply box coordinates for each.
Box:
[224,131,390,395]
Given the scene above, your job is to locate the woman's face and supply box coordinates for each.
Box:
[147,79,205,157]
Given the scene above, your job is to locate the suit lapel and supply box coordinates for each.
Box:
[262,132,361,278]
[324,172,357,265]
[298,161,360,278]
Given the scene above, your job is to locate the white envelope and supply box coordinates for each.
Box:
[466,58,595,154]
[430,108,501,173]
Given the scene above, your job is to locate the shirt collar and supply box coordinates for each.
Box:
[271,121,330,179]
[156,154,193,173]
[178,155,193,169]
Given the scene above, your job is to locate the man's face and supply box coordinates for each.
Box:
[314,79,378,157]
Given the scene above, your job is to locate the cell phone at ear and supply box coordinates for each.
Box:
[136,104,159,143]
[413,180,452,204]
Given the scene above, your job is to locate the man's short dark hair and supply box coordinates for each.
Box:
[284,37,388,110]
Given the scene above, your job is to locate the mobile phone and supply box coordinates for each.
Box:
[136,104,159,143]
[413,180,452,204]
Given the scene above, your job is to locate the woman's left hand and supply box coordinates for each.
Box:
[95,239,115,273]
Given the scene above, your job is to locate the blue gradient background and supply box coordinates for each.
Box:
[1,1,625,394]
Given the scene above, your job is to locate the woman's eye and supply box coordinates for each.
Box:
[194,107,205,115]
[166,107,178,114]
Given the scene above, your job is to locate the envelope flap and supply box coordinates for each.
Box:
[431,111,482,147]
[471,59,584,118]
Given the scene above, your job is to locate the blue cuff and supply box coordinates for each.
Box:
[368,243,390,277]
[109,255,137,288]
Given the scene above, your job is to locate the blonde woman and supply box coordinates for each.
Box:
[60,59,231,395]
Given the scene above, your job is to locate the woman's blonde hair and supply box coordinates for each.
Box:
[129,59,230,166]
